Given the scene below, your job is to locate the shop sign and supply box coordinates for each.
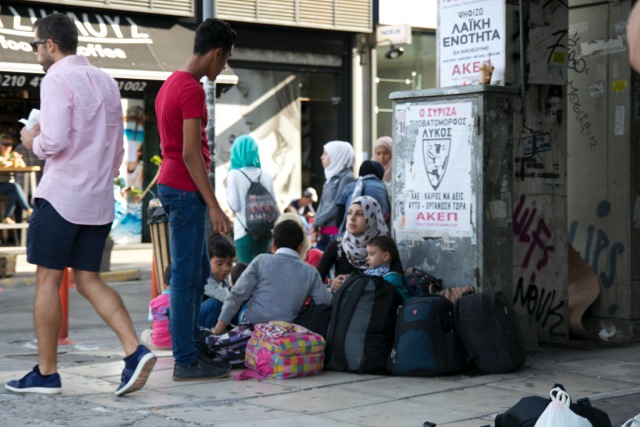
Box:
[0,72,42,89]
[0,3,194,79]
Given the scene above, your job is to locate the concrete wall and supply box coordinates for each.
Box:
[393,0,570,343]
[567,0,640,341]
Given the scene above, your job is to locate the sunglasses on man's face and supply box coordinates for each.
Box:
[30,39,58,52]
[1,143,12,147]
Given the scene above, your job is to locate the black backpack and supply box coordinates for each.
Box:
[495,384,611,427]
[234,170,279,240]
[325,271,402,374]
[293,302,332,339]
[454,291,527,374]
[387,295,466,376]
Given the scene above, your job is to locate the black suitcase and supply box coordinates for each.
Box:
[454,291,527,374]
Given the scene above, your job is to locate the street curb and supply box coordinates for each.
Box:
[0,268,141,288]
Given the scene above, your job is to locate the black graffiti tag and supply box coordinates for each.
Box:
[514,277,566,337]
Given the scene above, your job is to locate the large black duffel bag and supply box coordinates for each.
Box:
[454,291,527,374]
[325,271,402,374]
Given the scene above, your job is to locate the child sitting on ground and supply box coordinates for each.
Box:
[364,235,409,301]
[212,219,333,335]
[200,233,236,329]
[140,267,172,350]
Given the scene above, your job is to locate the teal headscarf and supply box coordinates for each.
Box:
[229,135,262,171]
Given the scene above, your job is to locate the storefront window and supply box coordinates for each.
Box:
[376,31,437,138]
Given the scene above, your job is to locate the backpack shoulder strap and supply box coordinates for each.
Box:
[236,169,262,183]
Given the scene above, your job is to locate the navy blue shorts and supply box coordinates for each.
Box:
[27,198,112,272]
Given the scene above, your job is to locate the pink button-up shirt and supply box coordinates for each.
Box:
[33,55,124,225]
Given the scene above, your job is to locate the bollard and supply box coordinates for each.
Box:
[151,257,159,299]
[58,267,75,345]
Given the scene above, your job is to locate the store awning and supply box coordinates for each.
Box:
[0,3,238,84]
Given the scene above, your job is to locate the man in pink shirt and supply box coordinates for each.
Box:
[155,18,234,381]
[8,13,156,397]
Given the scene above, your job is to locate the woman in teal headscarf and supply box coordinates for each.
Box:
[227,135,278,263]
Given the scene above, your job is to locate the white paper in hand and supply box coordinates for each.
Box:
[18,109,40,130]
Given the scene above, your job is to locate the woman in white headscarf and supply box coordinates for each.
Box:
[373,136,393,183]
[317,196,402,292]
[311,140,355,251]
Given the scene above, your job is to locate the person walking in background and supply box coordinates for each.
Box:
[311,140,355,251]
[155,18,234,381]
[0,133,32,224]
[336,160,390,232]
[227,135,277,264]
[373,136,393,183]
[10,13,155,396]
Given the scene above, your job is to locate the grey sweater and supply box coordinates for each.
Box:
[219,248,332,325]
[313,168,355,229]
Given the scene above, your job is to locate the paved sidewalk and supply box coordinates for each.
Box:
[0,244,638,426]
[0,243,154,287]
[1,339,638,426]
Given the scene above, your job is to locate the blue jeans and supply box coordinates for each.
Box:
[0,181,31,218]
[199,298,223,329]
[158,184,210,366]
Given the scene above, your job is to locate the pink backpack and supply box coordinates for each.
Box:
[244,321,325,379]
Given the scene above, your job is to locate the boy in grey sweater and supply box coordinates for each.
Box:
[212,220,332,334]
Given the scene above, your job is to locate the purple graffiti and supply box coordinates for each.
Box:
[513,194,556,282]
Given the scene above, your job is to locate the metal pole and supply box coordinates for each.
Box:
[203,0,216,238]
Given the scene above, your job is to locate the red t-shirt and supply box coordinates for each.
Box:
[155,71,210,191]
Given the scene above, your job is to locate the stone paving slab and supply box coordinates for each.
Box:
[1,250,639,427]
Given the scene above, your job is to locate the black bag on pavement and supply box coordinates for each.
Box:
[325,271,402,374]
[204,324,254,369]
[388,295,466,376]
[293,302,332,339]
[494,384,611,427]
[454,291,527,374]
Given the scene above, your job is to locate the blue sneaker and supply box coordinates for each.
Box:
[5,365,62,394]
[115,345,157,396]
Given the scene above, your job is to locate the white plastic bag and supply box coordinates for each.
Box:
[534,387,592,427]
[621,413,640,427]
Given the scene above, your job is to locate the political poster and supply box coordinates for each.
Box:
[396,101,474,236]
[438,0,505,87]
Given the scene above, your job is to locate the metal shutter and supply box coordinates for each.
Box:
[215,0,371,33]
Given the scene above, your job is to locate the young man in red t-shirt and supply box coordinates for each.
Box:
[155,18,235,381]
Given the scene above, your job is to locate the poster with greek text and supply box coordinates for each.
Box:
[396,101,474,236]
[438,0,505,87]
